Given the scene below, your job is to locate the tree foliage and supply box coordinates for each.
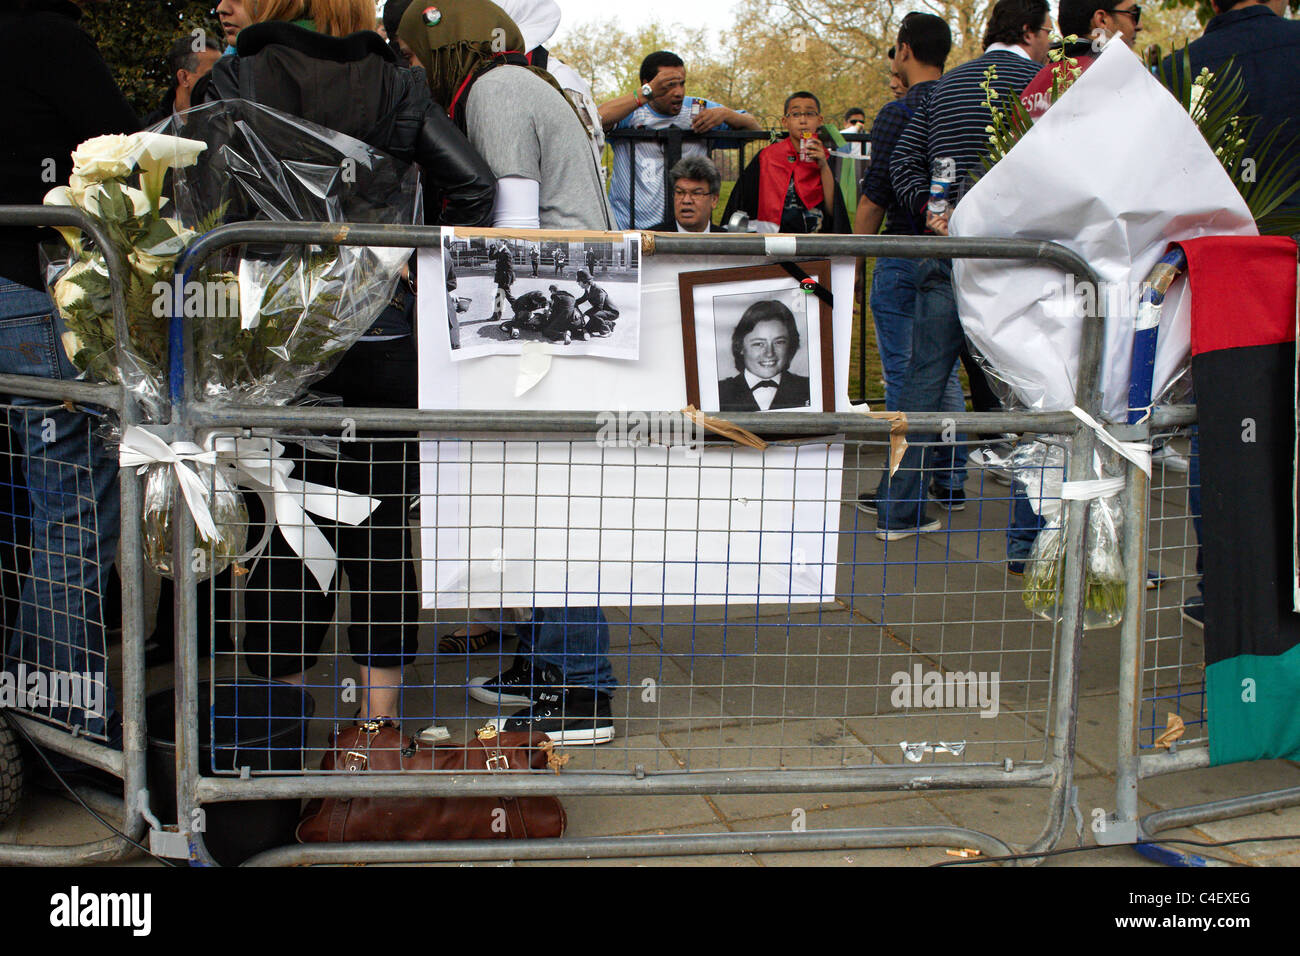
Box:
[553,0,1214,129]
[80,0,223,120]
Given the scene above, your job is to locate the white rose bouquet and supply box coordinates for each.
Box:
[55,101,422,583]
[43,130,214,407]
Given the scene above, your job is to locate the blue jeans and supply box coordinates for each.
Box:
[516,606,616,694]
[1008,478,1049,561]
[0,279,120,737]
[870,257,966,489]
[877,259,971,528]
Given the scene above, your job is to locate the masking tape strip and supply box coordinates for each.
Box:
[764,236,798,257]
[681,406,768,450]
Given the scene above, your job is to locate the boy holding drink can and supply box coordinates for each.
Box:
[722,91,851,233]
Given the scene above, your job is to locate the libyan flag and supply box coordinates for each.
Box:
[1184,235,1300,765]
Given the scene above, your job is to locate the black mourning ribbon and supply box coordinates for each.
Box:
[775,261,834,309]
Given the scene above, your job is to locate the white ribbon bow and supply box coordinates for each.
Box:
[209,433,380,592]
[119,425,380,593]
[119,426,222,543]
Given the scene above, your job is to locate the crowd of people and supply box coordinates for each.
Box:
[1,0,1298,786]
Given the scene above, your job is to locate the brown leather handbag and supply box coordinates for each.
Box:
[297,721,567,842]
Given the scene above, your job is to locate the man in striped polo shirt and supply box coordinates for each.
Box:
[874,0,1051,541]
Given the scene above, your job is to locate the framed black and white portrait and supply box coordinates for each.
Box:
[679,260,835,414]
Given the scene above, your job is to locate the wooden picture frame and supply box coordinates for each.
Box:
[678,260,836,414]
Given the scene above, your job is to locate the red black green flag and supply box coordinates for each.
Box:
[1184,235,1300,765]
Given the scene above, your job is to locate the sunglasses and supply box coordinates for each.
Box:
[1106,4,1141,24]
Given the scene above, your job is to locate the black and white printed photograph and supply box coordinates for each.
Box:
[443,232,641,361]
[679,261,835,414]
[713,294,812,412]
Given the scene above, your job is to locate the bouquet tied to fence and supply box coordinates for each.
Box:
[43,101,422,585]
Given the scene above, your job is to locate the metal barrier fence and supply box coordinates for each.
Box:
[149,225,1106,865]
[0,206,148,864]
[1107,406,1300,863]
[9,212,1291,866]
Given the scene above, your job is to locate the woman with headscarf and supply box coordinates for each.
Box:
[196,0,497,735]
[396,1,619,748]
[397,0,614,234]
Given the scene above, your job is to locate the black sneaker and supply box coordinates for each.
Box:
[468,657,539,706]
[488,686,615,746]
[1181,595,1204,628]
[929,481,966,512]
[855,491,879,515]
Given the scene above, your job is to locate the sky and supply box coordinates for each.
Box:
[550,0,739,44]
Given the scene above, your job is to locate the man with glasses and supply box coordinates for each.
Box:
[722,91,851,233]
[649,156,728,232]
[1021,1,1142,120]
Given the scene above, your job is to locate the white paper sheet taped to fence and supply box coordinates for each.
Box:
[415,247,855,608]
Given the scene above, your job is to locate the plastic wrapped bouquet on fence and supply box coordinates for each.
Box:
[42,130,211,415]
[1010,441,1127,629]
[44,103,420,581]
[158,99,422,406]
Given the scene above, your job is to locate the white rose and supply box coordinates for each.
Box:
[71,133,140,183]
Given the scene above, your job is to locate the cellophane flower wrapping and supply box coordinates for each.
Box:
[41,131,208,418]
[51,101,423,578]
[156,98,421,406]
[1012,441,1127,629]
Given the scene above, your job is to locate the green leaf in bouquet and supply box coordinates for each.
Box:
[136,217,191,257]
[95,178,130,223]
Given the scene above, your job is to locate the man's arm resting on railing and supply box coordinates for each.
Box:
[598,93,643,132]
[720,109,761,131]
[855,197,885,237]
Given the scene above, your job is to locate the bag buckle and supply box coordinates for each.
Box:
[344,750,368,772]
[485,753,510,772]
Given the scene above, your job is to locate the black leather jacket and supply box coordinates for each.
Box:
[199,22,495,227]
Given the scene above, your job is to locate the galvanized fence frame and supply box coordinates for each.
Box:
[0,206,149,864]
[151,225,1110,866]
[1106,403,1300,863]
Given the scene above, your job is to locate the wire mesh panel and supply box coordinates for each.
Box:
[190,425,1074,784]
[0,397,117,741]
[1138,425,1205,751]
